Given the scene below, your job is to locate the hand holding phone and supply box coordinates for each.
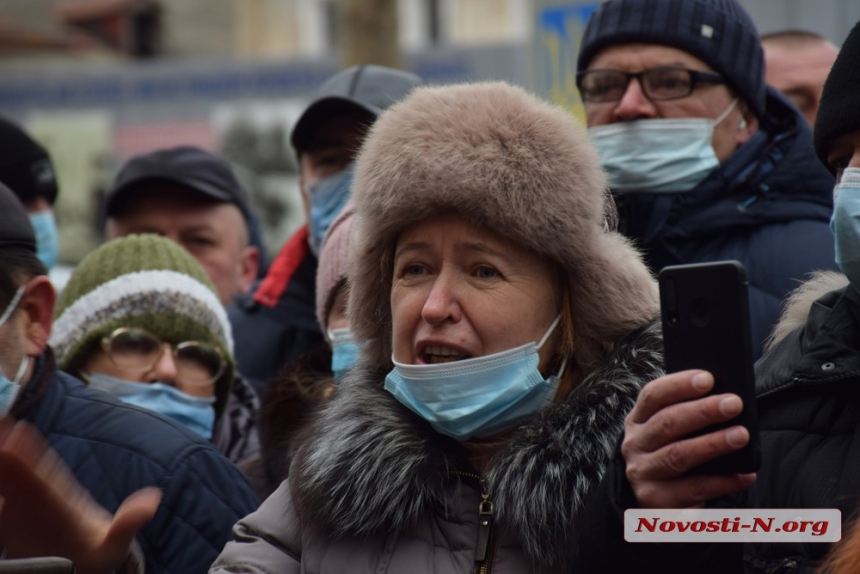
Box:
[659,261,761,475]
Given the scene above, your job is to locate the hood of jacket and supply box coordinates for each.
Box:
[289,319,663,572]
[616,87,835,248]
[755,274,860,398]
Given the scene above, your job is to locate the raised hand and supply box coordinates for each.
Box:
[0,419,162,574]
[621,370,756,508]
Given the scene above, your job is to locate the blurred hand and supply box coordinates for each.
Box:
[622,370,756,508]
[0,418,162,574]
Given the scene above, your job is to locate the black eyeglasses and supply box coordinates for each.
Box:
[576,67,726,103]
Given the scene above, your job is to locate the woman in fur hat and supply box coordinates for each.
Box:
[211,81,661,574]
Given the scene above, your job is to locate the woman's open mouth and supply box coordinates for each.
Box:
[421,345,472,364]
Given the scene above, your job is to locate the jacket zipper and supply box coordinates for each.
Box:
[455,471,497,574]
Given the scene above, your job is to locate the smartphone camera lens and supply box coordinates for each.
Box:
[691,297,710,327]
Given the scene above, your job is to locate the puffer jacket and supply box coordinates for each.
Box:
[210,321,663,574]
[613,87,837,358]
[13,349,259,574]
[229,226,324,396]
[574,272,860,574]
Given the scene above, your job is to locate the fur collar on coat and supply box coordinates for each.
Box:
[290,319,663,572]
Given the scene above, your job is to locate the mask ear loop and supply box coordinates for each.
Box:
[0,285,26,328]
[11,355,30,385]
[536,315,562,350]
[536,315,569,378]
[714,97,739,127]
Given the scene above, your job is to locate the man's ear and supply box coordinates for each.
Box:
[19,277,56,356]
[237,246,260,295]
[736,104,759,147]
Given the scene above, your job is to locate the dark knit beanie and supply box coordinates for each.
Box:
[814,20,860,172]
[577,0,766,118]
[0,183,36,252]
[0,117,58,205]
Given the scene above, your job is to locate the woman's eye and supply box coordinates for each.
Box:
[475,266,499,279]
[403,264,427,276]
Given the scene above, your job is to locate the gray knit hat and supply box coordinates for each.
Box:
[577,0,766,118]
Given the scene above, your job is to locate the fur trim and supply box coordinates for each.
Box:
[765,271,850,351]
[292,320,663,572]
[348,82,658,373]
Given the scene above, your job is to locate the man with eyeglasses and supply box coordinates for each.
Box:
[576,0,837,358]
[0,184,257,572]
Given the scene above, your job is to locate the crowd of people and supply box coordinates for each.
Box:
[1,0,860,572]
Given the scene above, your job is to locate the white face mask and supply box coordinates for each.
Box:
[588,98,739,194]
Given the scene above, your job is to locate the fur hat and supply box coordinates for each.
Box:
[316,201,356,332]
[50,234,235,414]
[348,82,658,372]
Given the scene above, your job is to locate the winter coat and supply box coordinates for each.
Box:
[13,349,259,574]
[574,272,860,574]
[210,320,663,574]
[213,373,261,464]
[237,343,334,501]
[228,226,325,396]
[614,87,837,358]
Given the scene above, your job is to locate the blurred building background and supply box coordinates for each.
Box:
[1,0,857,264]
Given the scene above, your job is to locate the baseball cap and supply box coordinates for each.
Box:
[0,182,37,253]
[105,146,253,220]
[290,64,423,154]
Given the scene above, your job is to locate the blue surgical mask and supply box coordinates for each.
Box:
[86,372,216,439]
[0,286,29,417]
[328,327,360,382]
[384,316,563,441]
[28,210,59,271]
[308,162,355,256]
[588,99,739,193]
[831,167,860,289]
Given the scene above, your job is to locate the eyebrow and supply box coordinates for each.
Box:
[394,240,507,260]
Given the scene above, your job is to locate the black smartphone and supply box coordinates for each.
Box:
[659,261,760,475]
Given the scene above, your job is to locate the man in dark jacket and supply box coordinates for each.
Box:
[0,183,258,572]
[229,65,422,394]
[576,0,837,357]
[0,116,60,272]
[574,19,860,574]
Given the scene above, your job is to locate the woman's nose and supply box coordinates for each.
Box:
[148,344,178,384]
[420,270,462,325]
[613,77,658,122]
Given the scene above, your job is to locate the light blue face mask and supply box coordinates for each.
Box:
[384,316,563,441]
[588,99,739,193]
[307,162,355,256]
[0,286,30,417]
[830,167,860,289]
[86,372,216,439]
[28,210,59,271]
[328,327,360,382]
